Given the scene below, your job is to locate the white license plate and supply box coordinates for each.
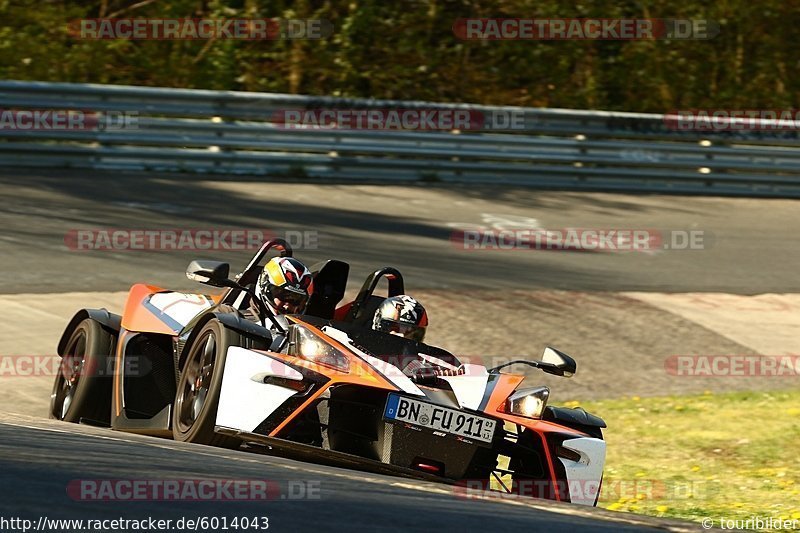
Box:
[384,394,496,445]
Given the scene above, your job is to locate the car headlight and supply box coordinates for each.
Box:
[289,325,350,374]
[506,386,550,419]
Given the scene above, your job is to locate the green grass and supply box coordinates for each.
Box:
[565,390,800,529]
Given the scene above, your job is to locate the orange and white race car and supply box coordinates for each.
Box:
[50,239,606,506]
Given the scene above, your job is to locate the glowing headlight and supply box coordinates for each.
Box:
[289,325,350,374]
[506,386,550,419]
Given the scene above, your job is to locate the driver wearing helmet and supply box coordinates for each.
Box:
[255,257,314,323]
[371,295,428,342]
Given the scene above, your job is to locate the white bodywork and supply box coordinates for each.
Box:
[212,328,606,509]
[214,329,496,433]
[216,347,302,432]
[557,437,607,506]
[441,364,489,410]
[147,292,213,329]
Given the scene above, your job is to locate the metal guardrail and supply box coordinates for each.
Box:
[1,80,800,197]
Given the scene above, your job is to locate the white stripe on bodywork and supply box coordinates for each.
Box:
[148,292,213,326]
[440,364,489,410]
[418,353,459,371]
[216,347,300,432]
[321,326,425,396]
[557,437,607,506]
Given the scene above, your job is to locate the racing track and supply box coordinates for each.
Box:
[2,168,798,531]
[1,169,799,294]
[0,413,695,532]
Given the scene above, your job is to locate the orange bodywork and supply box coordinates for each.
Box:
[120,283,176,335]
[120,283,217,334]
[264,317,400,437]
[479,372,591,501]
[114,329,129,417]
[113,291,584,499]
[481,373,584,433]
[116,284,216,417]
[115,284,172,417]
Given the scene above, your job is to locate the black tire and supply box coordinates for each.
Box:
[172,319,240,448]
[49,318,114,424]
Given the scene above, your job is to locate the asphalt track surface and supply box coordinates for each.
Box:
[1,169,799,294]
[4,168,797,531]
[0,414,696,533]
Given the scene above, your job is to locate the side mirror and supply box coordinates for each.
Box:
[487,347,577,377]
[540,346,577,377]
[186,260,231,287]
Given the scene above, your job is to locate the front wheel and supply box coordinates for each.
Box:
[172,319,240,448]
[49,318,114,424]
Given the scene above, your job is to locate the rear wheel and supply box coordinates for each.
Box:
[49,318,115,424]
[172,319,240,448]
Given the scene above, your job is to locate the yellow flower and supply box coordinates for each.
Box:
[791,512,800,520]
[607,503,623,511]
[635,472,647,478]
[656,505,669,513]
[691,465,701,472]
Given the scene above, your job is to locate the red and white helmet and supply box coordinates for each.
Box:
[372,295,428,342]
[257,257,314,314]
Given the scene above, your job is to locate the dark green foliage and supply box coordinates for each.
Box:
[0,0,795,111]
